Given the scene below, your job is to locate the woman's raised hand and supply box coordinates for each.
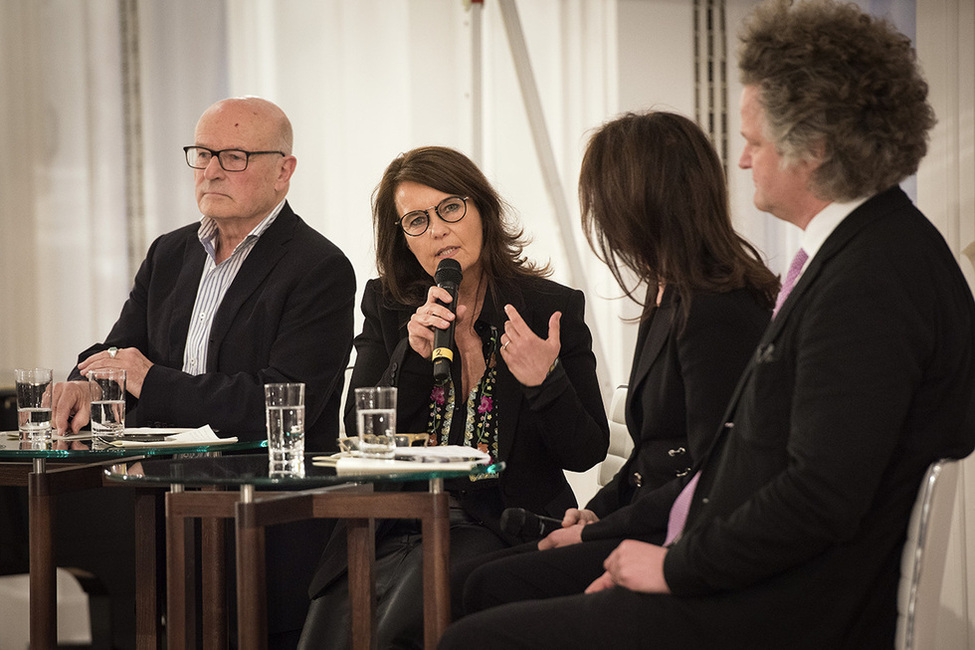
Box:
[499,304,561,387]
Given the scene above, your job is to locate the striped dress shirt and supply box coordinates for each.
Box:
[181,200,285,375]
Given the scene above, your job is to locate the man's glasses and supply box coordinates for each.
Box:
[398,196,469,237]
[183,146,285,172]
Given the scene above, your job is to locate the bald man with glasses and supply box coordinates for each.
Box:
[51,96,355,646]
[54,96,355,450]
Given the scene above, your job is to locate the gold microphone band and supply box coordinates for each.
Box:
[432,347,454,362]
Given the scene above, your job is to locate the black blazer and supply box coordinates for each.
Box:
[582,286,770,542]
[70,203,356,451]
[346,275,609,515]
[661,187,975,648]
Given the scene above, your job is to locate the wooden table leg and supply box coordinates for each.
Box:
[166,491,197,649]
[135,489,165,649]
[421,492,450,649]
[236,500,268,650]
[28,466,57,649]
[201,511,228,649]
[347,517,377,650]
[24,459,138,649]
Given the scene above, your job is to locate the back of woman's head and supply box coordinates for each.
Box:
[580,111,778,314]
[373,146,544,305]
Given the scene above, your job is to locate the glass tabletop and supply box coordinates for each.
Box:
[0,430,266,459]
[104,453,504,488]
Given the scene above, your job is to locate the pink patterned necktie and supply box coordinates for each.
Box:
[664,471,701,546]
[772,248,808,318]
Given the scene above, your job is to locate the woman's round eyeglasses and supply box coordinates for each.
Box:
[397,196,469,237]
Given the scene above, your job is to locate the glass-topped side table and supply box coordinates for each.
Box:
[106,453,503,650]
[0,431,265,650]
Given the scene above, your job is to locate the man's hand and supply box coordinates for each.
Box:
[78,347,154,398]
[52,380,91,435]
[584,540,671,595]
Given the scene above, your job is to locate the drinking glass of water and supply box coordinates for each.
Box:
[353,386,397,459]
[88,368,126,437]
[15,368,53,440]
[264,382,306,476]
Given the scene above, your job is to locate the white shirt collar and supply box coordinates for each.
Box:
[799,195,871,263]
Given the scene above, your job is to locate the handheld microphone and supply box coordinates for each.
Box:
[499,507,564,540]
[432,258,463,384]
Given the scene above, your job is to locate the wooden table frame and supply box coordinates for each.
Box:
[0,457,166,650]
[164,479,451,650]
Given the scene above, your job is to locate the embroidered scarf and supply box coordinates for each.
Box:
[426,326,500,467]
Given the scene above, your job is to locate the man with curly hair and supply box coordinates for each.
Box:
[439,1,975,647]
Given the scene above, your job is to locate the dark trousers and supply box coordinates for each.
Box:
[440,540,895,650]
[451,538,619,618]
[440,576,850,650]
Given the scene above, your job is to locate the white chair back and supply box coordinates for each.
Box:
[895,458,960,650]
[598,385,633,487]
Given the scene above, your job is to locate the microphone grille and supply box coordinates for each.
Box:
[499,508,527,536]
[435,258,463,285]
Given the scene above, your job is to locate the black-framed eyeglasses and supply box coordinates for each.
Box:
[397,196,469,237]
[183,146,285,172]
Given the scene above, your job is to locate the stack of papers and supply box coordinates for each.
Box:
[105,425,237,448]
[327,445,492,474]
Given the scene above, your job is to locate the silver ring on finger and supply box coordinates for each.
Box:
[108,347,119,358]
[502,340,510,352]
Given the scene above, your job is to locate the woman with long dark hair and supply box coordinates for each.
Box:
[449,110,778,621]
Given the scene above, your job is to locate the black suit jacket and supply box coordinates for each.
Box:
[661,187,975,648]
[70,202,356,451]
[582,286,770,542]
[346,275,609,514]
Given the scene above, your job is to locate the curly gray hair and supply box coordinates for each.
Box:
[738,0,936,201]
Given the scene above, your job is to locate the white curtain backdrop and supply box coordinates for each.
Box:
[0,0,130,378]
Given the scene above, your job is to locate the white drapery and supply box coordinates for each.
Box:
[0,0,130,376]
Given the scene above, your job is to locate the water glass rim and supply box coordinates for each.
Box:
[88,368,126,377]
[354,386,397,394]
[264,382,305,406]
[15,367,53,378]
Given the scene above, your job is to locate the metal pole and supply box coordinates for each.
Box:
[496,0,610,394]
[469,0,484,166]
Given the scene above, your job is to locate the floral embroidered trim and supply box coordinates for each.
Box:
[426,327,500,480]
[427,381,454,445]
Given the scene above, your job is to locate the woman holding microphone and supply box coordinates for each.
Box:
[300,146,608,649]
